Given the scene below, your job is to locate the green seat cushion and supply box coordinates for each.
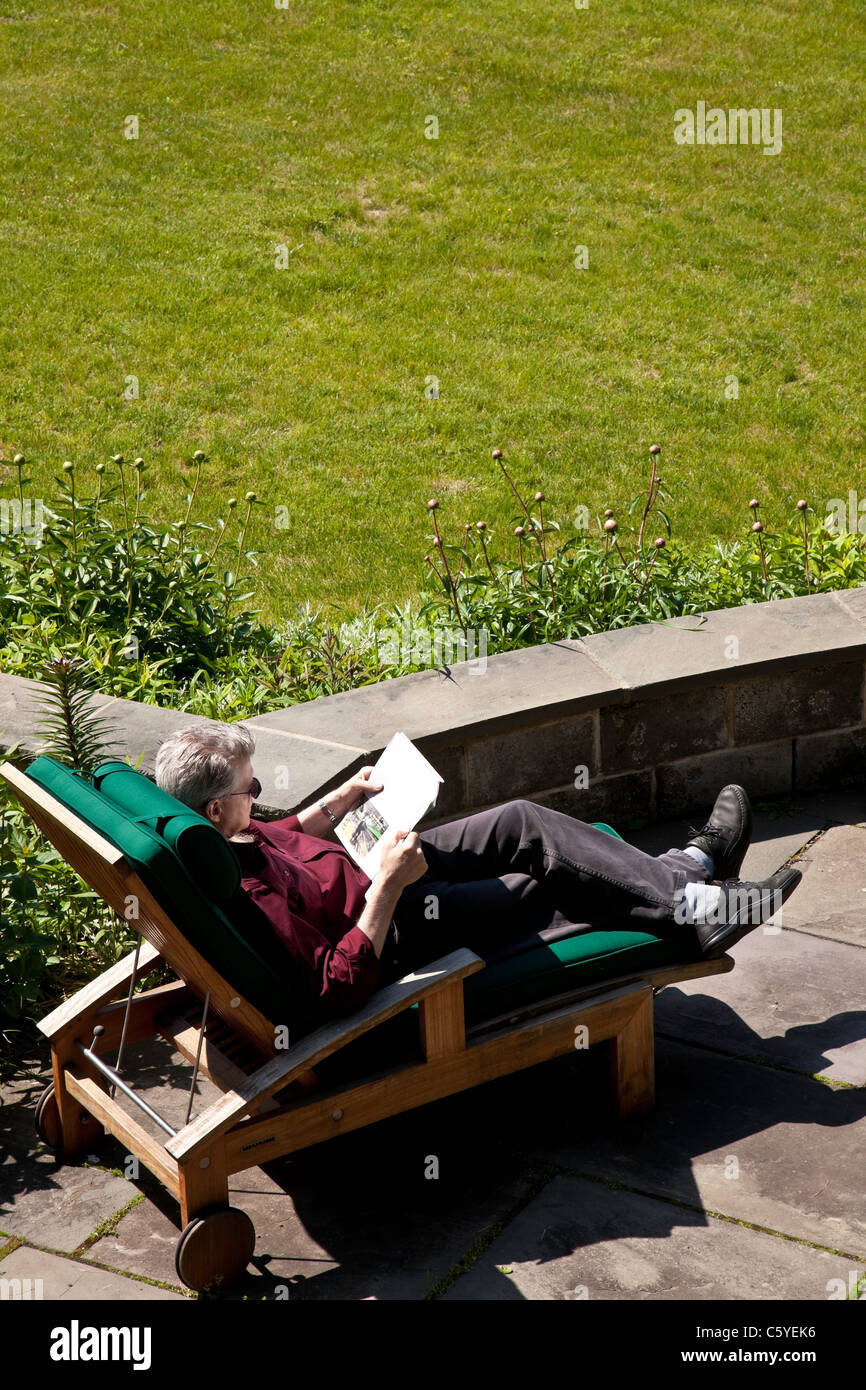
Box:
[24,755,320,1038]
[314,821,704,1086]
[461,925,702,1025]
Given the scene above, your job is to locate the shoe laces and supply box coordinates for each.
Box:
[688,819,726,841]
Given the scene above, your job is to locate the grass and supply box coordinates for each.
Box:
[1,0,864,625]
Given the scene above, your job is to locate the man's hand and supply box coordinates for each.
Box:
[377,828,427,890]
[336,765,384,815]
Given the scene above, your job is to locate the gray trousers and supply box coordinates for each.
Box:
[380,798,711,982]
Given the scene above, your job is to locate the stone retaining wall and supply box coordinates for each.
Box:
[3,586,866,831]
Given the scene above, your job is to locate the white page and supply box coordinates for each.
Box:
[334,731,443,886]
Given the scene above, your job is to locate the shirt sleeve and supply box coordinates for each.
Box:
[239,876,380,1018]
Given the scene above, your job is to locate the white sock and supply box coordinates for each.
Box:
[678,880,722,925]
[683,844,714,876]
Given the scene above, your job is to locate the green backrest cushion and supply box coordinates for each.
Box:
[90,760,241,903]
[24,755,320,1039]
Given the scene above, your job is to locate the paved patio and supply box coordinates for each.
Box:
[2,788,865,1302]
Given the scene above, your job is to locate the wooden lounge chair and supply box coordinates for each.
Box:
[0,754,733,1293]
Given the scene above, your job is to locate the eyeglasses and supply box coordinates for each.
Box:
[201,777,261,809]
[226,777,262,800]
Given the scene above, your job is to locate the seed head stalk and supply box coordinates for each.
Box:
[601,515,619,608]
[209,498,237,563]
[236,493,256,561]
[475,522,502,589]
[796,500,810,589]
[13,453,25,511]
[492,448,532,526]
[133,458,144,527]
[114,455,131,533]
[513,526,535,621]
[427,500,466,633]
[749,500,768,584]
[534,491,557,613]
[634,538,667,604]
[61,462,77,561]
[178,451,206,563]
[637,444,662,553]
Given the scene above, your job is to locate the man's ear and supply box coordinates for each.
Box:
[202,798,222,827]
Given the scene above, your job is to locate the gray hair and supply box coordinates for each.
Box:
[155,722,256,810]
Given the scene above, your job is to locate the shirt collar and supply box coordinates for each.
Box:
[228,822,265,873]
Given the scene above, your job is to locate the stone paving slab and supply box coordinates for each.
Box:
[0,1245,186,1300]
[5,1031,865,1299]
[513,1038,866,1259]
[0,1148,133,1253]
[779,824,866,948]
[441,1173,861,1300]
[1,1067,135,1254]
[0,1068,50,1152]
[654,927,866,1084]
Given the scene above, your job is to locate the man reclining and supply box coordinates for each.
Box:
[155,722,802,1019]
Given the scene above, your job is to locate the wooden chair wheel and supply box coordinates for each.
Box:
[175,1206,256,1293]
[34,1081,107,1156]
[34,1082,63,1151]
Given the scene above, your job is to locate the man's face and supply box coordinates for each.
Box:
[202,754,257,839]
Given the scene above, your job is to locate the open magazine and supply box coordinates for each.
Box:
[334,731,444,889]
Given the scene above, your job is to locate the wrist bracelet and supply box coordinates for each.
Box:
[318,798,339,827]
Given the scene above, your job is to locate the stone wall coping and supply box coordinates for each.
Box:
[245,637,624,750]
[580,589,866,698]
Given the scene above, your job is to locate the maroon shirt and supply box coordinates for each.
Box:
[230,814,381,1017]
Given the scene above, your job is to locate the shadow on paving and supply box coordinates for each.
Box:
[655,986,866,1076]
[205,1036,866,1300]
[4,993,866,1299]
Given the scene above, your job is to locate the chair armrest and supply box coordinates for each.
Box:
[166,946,485,1162]
[38,939,163,1041]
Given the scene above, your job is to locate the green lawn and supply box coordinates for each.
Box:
[1,0,863,625]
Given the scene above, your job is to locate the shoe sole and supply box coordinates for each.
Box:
[699,867,802,958]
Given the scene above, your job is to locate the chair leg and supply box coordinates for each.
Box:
[49,1040,108,1157]
[178,1149,230,1228]
[610,991,655,1118]
[176,1149,255,1293]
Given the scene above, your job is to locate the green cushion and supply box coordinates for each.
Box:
[462,926,702,1024]
[24,755,320,1038]
[459,819,701,1018]
[90,760,240,904]
[314,820,704,1086]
